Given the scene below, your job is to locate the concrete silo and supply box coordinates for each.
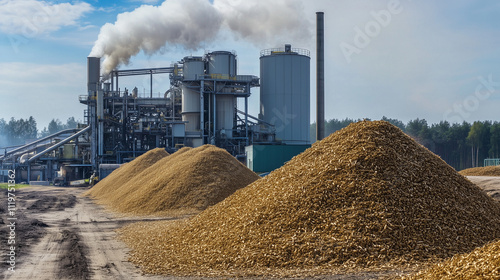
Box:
[260,44,310,144]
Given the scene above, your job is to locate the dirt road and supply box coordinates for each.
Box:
[0,186,171,280]
[466,176,500,201]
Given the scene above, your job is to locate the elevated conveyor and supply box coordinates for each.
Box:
[0,128,81,162]
[28,126,91,163]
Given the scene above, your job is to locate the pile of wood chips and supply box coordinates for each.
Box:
[119,121,500,277]
[399,239,500,280]
[85,148,168,198]
[87,145,259,215]
[459,166,500,176]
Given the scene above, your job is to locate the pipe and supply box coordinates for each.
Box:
[316,12,325,141]
[0,128,80,160]
[200,80,205,144]
[28,126,91,163]
[235,109,274,127]
[245,96,249,146]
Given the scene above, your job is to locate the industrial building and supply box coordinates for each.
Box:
[85,46,311,168]
[0,44,313,184]
[1,11,330,184]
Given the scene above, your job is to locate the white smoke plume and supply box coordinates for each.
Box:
[89,0,312,77]
[214,0,311,44]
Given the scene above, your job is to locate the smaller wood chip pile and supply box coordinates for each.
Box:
[459,166,500,176]
[85,148,168,198]
[119,120,500,276]
[86,145,259,215]
[399,239,500,280]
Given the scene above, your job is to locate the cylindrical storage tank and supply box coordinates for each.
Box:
[181,86,200,113]
[207,51,237,76]
[181,85,200,132]
[183,114,200,132]
[260,45,311,144]
[216,95,236,138]
[183,56,205,81]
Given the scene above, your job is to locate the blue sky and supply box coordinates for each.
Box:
[1,0,500,130]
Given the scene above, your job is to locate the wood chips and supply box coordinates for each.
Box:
[399,239,500,280]
[85,148,168,198]
[119,120,500,277]
[459,166,500,177]
[86,145,260,215]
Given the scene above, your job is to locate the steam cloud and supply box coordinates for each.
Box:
[89,0,311,77]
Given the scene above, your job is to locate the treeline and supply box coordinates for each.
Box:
[39,117,79,138]
[0,117,79,147]
[0,117,37,147]
[311,117,500,171]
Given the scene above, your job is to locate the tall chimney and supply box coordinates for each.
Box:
[87,57,100,93]
[316,12,325,141]
[86,57,100,170]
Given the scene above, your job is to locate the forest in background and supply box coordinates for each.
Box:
[310,117,500,171]
[1,116,499,171]
[0,117,78,147]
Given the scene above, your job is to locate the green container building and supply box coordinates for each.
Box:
[245,144,311,173]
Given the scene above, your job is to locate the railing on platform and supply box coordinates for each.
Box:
[484,158,500,166]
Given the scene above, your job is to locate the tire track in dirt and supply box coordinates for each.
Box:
[58,229,90,280]
[1,187,170,280]
[467,176,500,201]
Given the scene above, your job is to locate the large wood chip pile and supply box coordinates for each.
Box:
[119,121,500,276]
[399,239,500,280]
[459,166,500,176]
[85,148,168,198]
[87,145,259,215]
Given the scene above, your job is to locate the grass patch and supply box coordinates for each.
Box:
[0,183,30,189]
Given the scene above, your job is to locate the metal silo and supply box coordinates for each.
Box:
[181,86,200,132]
[206,51,238,138]
[182,56,205,81]
[260,45,310,144]
[182,56,204,132]
[216,95,236,138]
[206,51,237,76]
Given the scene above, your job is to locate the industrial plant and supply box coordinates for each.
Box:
[0,10,328,186]
[1,44,315,184]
